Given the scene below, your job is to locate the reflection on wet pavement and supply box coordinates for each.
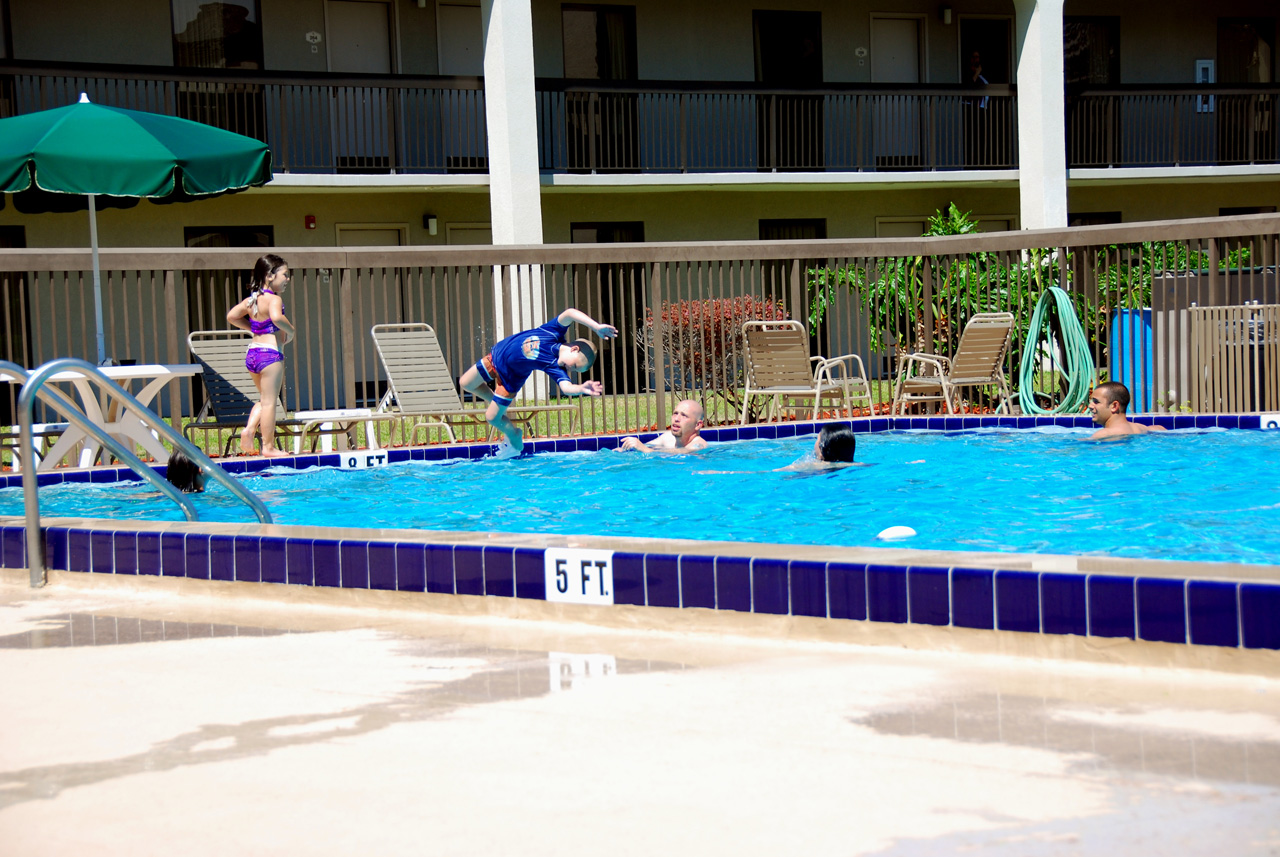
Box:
[0,613,293,649]
[0,617,684,809]
[856,693,1280,787]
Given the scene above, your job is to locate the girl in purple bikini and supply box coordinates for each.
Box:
[226,254,296,458]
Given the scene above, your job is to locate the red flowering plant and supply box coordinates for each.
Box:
[639,295,789,423]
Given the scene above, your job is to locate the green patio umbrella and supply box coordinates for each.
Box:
[0,93,273,364]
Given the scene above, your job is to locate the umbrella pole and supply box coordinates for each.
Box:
[87,193,107,366]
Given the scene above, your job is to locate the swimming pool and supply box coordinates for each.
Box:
[5,427,1279,566]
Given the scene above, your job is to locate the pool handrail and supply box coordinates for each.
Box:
[12,358,272,587]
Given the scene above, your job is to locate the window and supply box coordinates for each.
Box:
[1064,17,1120,86]
[1218,18,1275,84]
[171,1,264,69]
[1068,211,1122,227]
[562,4,637,80]
[759,219,826,241]
[754,11,824,170]
[0,0,12,60]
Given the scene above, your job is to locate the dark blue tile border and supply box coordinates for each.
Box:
[1241,584,1280,650]
[645,553,680,609]
[751,558,788,615]
[1187,581,1238,648]
[368,541,397,591]
[1041,573,1088,637]
[612,552,645,606]
[680,556,716,610]
[789,560,827,618]
[1137,578,1186,644]
[395,543,426,592]
[867,564,908,624]
[996,570,1039,633]
[907,566,949,626]
[1089,575,1135,639]
[716,556,751,613]
[951,567,994,629]
[483,546,515,598]
[514,548,545,600]
[827,562,867,621]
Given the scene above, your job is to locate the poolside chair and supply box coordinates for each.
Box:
[890,312,1015,415]
[186,330,361,455]
[370,322,578,441]
[740,320,872,425]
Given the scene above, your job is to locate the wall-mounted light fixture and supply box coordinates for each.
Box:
[941,5,952,25]
[423,214,438,236]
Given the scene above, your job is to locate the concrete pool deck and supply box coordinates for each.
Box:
[1,571,1278,855]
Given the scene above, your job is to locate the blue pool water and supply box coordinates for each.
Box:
[4,428,1279,565]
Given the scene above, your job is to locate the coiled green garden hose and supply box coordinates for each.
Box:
[1017,285,1095,415]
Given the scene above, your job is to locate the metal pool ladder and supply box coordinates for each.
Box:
[5,358,272,588]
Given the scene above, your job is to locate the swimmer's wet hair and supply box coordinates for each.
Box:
[165,449,205,494]
[572,338,597,371]
[1095,381,1130,411]
[818,424,856,463]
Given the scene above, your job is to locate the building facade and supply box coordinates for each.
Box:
[0,0,1277,254]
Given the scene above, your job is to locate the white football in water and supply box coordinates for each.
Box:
[876,525,917,540]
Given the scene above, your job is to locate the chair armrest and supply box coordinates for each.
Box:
[815,353,869,385]
[895,352,950,381]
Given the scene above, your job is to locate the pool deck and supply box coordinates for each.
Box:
[3,416,1280,664]
[2,571,1278,856]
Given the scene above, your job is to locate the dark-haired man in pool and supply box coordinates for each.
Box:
[1088,381,1167,440]
[619,399,708,453]
[459,307,618,459]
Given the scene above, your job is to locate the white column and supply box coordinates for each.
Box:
[1013,0,1068,230]
[481,0,544,247]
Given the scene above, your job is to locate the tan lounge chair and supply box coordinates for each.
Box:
[890,312,1015,415]
[740,320,871,424]
[186,330,362,455]
[370,322,578,441]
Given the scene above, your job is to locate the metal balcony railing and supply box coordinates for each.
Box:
[535,79,1018,173]
[0,61,487,175]
[1067,85,1280,168]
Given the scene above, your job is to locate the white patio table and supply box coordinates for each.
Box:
[28,363,202,471]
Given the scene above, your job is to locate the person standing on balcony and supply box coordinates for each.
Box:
[1088,382,1168,440]
[459,308,618,459]
[963,50,991,167]
[226,254,295,458]
[620,399,708,453]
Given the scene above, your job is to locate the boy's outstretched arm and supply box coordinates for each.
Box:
[557,307,619,339]
[557,378,604,397]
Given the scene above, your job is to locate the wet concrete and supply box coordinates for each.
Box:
[1,578,1278,855]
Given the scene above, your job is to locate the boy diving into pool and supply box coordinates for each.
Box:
[459,307,618,459]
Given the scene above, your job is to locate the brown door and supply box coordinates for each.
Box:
[562,5,640,172]
[754,10,824,171]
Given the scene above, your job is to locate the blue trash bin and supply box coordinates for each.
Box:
[1108,308,1154,412]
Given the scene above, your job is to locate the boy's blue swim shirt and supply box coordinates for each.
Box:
[486,318,571,405]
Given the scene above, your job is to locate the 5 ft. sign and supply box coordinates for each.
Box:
[544,548,615,605]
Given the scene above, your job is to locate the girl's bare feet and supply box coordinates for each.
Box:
[239,426,256,456]
[261,447,290,459]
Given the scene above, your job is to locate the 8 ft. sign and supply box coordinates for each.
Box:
[543,548,615,605]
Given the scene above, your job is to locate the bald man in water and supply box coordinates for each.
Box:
[1088,381,1168,440]
[620,399,708,453]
